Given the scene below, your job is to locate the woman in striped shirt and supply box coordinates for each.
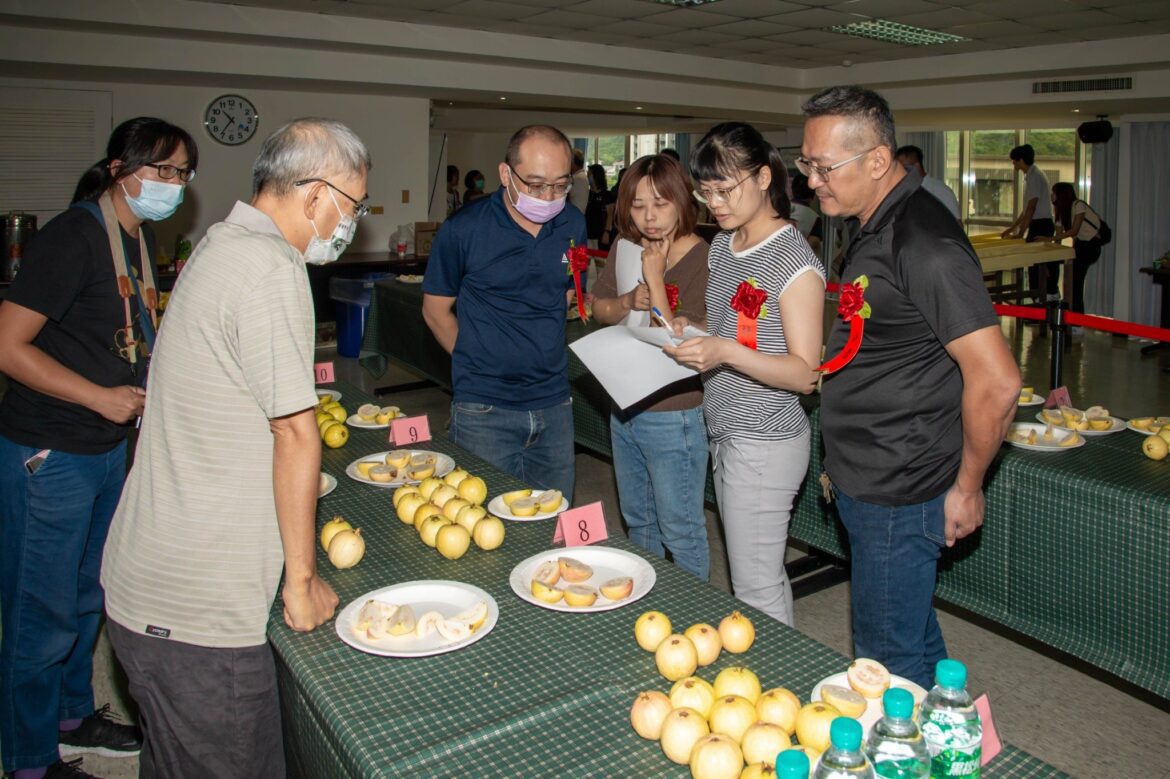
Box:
[664,123,825,625]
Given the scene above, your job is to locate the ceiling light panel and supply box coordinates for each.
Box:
[828,18,969,45]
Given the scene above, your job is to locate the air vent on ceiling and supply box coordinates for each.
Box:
[1032,77,1133,94]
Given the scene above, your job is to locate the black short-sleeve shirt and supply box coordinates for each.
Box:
[821,171,998,505]
[0,204,154,453]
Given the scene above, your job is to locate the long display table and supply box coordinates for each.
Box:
[268,379,1068,777]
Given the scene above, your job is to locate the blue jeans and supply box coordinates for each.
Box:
[834,487,948,691]
[0,434,127,771]
[611,407,710,581]
[449,399,575,501]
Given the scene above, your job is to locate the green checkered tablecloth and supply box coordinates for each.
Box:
[360,277,1170,701]
[268,380,1067,778]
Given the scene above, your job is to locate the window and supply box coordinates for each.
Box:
[583,133,679,189]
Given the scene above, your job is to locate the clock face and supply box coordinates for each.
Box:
[204,95,259,145]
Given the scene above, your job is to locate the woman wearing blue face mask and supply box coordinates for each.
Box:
[0,116,196,779]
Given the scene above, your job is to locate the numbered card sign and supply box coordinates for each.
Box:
[973,694,1002,766]
[313,362,335,385]
[553,501,608,547]
[389,415,431,446]
[1044,386,1072,409]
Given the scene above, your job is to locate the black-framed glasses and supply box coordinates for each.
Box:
[142,163,196,183]
[507,166,572,198]
[794,147,877,182]
[692,171,756,206]
[294,178,370,219]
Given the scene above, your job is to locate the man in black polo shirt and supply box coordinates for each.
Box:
[423,125,586,499]
[800,86,1020,689]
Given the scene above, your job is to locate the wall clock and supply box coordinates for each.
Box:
[204,94,259,145]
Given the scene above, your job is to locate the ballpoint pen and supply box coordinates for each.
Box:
[650,306,672,330]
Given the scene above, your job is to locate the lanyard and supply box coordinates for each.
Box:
[95,192,158,364]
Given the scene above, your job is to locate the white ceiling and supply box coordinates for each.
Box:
[198,0,1170,68]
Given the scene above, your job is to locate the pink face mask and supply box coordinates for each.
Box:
[505,171,566,224]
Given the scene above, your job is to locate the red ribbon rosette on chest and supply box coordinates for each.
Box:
[664,283,680,314]
[567,241,589,322]
[817,275,870,374]
[730,278,768,350]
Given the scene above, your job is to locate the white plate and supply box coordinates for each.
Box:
[509,547,656,613]
[1006,423,1085,451]
[345,450,456,487]
[1017,394,1044,407]
[1126,419,1168,434]
[346,414,389,430]
[317,389,342,402]
[335,580,498,658]
[1033,412,1125,436]
[812,672,928,737]
[488,491,570,522]
[318,473,337,498]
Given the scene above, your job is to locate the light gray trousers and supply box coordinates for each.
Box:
[710,430,811,626]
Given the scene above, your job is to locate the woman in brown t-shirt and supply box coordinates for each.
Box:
[592,154,712,581]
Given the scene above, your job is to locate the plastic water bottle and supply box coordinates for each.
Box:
[777,749,811,779]
[918,659,982,777]
[865,688,930,777]
[812,717,876,778]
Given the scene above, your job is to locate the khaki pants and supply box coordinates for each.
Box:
[710,431,811,626]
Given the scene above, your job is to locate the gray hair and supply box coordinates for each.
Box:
[802,86,897,153]
[252,118,371,197]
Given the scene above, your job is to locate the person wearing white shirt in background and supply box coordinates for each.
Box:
[1001,143,1057,301]
[895,145,961,223]
[569,148,589,215]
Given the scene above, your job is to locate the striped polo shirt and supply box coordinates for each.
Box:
[702,223,825,444]
[102,202,318,648]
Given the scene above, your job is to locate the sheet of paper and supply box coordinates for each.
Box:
[569,326,699,409]
[614,238,650,327]
[628,325,709,348]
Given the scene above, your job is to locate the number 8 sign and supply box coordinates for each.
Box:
[553,502,607,547]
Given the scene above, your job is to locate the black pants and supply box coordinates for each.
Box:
[1026,218,1058,297]
[1072,238,1102,314]
[106,620,285,779]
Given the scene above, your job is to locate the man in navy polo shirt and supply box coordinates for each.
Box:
[423,125,586,500]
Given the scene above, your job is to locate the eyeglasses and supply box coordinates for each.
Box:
[507,166,572,198]
[692,171,756,206]
[794,147,877,182]
[294,178,370,219]
[142,163,196,183]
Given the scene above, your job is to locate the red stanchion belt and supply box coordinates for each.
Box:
[826,283,1167,342]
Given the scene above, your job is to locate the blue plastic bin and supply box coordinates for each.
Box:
[330,273,389,358]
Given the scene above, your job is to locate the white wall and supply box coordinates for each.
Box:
[0,76,430,255]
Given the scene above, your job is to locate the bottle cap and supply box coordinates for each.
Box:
[934,658,968,690]
[829,716,863,752]
[776,748,811,778]
[882,687,914,719]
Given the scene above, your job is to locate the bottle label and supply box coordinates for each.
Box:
[921,711,981,778]
[929,748,981,777]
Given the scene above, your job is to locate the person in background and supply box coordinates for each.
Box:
[1050,182,1105,316]
[463,169,488,204]
[804,86,1019,689]
[569,148,589,217]
[1002,143,1057,301]
[592,155,711,580]
[660,148,681,163]
[895,144,960,222]
[101,118,366,778]
[423,125,586,499]
[663,123,825,625]
[585,164,615,251]
[0,116,197,779]
[789,173,823,253]
[446,164,461,216]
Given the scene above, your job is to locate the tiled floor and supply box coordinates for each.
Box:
[80,322,1170,778]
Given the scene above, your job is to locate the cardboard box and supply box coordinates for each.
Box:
[414,221,440,257]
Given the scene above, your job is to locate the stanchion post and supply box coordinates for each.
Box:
[1049,300,1066,390]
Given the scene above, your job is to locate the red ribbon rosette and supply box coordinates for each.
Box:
[818,275,871,374]
[664,283,680,314]
[567,242,589,322]
[730,278,768,350]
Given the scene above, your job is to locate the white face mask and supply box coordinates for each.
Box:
[304,188,356,265]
